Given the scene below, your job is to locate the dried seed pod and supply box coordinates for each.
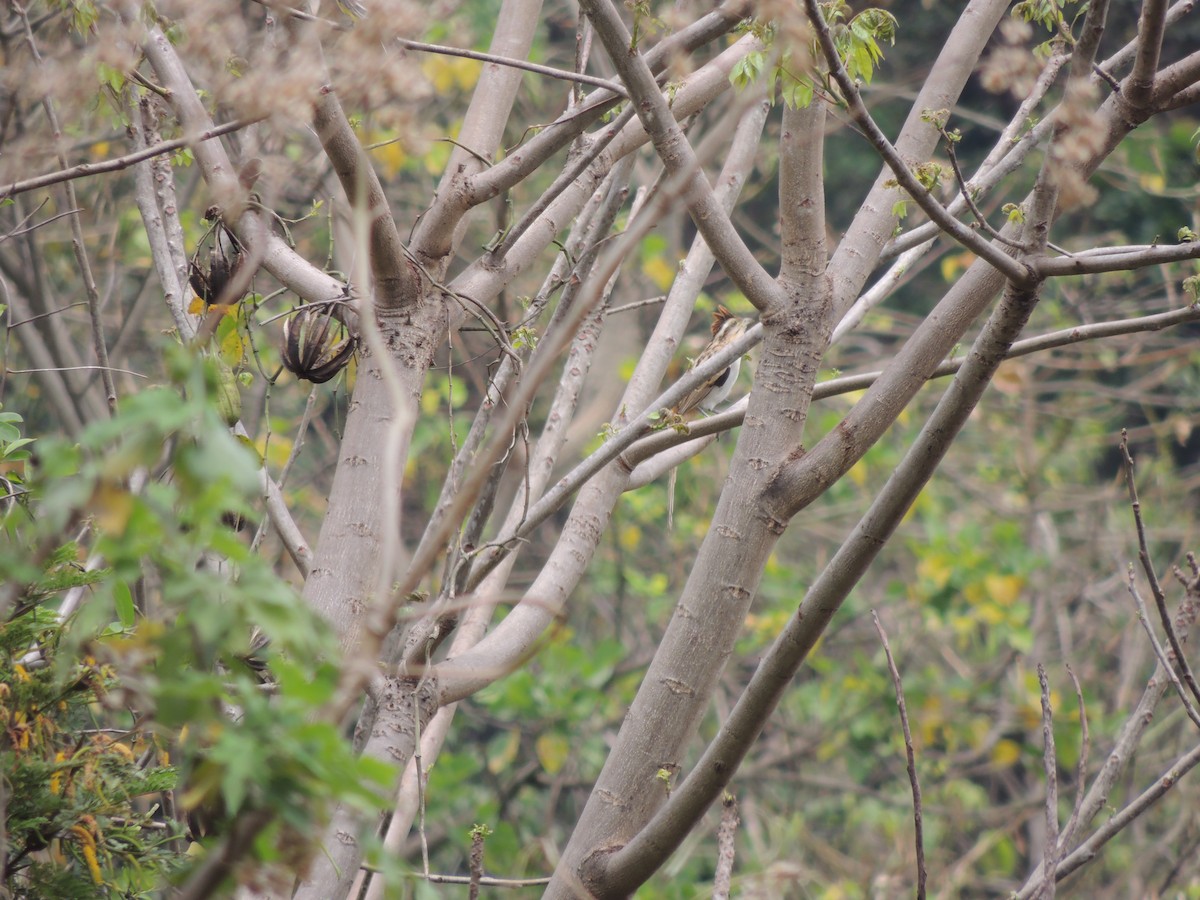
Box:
[188,219,243,306]
[281,304,357,384]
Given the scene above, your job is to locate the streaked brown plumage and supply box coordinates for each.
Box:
[671,306,750,415]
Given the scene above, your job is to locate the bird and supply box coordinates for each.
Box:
[671,306,751,416]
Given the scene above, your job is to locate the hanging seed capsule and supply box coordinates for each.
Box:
[188,219,243,306]
[213,358,243,426]
[281,304,357,384]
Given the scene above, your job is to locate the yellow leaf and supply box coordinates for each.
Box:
[1137,171,1165,193]
[451,57,481,90]
[93,482,134,534]
[642,255,677,291]
[422,57,481,93]
[371,139,407,179]
[188,296,207,315]
[535,733,570,775]
[940,251,975,283]
[985,573,1024,607]
[619,524,642,551]
[916,553,953,590]
[847,458,867,486]
[487,728,520,774]
[255,434,294,471]
[992,360,1028,395]
[219,328,243,368]
[991,738,1021,767]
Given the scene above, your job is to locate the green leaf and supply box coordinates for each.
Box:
[113,581,136,628]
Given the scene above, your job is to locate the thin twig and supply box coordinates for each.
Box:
[6,365,147,378]
[0,118,258,201]
[1035,664,1059,900]
[605,295,667,316]
[802,0,1034,287]
[6,302,88,329]
[872,611,926,900]
[712,793,739,900]
[941,129,1028,251]
[1,206,83,239]
[1058,664,1089,853]
[1124,566,1200,731]
[397,38,628,97]
[15,2,116,412]
[1120,432,1200,713]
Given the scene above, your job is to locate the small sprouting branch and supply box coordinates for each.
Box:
[467,823,490,900]
[924,110,1029,252]
[801,0,1035,287]
[872,611,926,900]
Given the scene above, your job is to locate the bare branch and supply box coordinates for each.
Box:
[128,97,199,341]
[581,0,779,312]
[1125,0,1170,107]
[487,104,637,263]
[397,37,627,96]
[0,118,258,202]
[1058,665,1090,855]
[411,0,544,269]
[1016,739,1200,898]
[14,3,117,415]
[1035,664,1059,900]
[712,794,739,900]
[1036,241,1200,277]
[778,101,828,283]
[313,86,419,308]
[826,0,1013,313]
[1120,433,1200,713]
[1073,2,1110,78]
[465,0,753,208]
[872,611,926,900]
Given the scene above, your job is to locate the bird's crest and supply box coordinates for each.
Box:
[711,305,735,335]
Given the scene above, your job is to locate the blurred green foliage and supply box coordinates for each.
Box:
[1,356,396,895]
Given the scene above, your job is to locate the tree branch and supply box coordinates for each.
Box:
[313,86,419,308]
[803,0,1034,287]
[1036,664,1060,900]
[397,37,627,96]
[465,0,753,209]
[581,0,779,312]
[1125,0,1169,107]
[873,611,926,900]
[411,0,545,270]
[826,0,1013,314]
[0,118,258,202]
[139,23,347,305]
[447,33,762,309]
[1036,241,1200,277]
